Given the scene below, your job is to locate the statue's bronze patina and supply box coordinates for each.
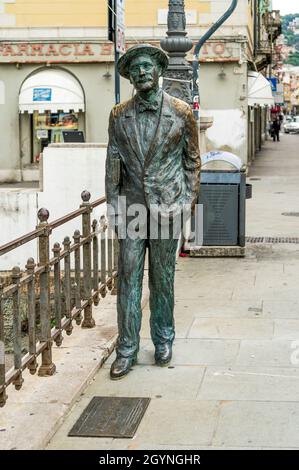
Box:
[105,44,200,380]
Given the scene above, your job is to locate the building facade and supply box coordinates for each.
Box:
[0,0,281,183]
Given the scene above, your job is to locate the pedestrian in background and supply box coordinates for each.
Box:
[271,117,281,142]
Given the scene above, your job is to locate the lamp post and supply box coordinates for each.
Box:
[161,0,238,120]
[160,0,193,106]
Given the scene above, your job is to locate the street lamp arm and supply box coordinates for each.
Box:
[193,0,238,58]
[192,0,238,119]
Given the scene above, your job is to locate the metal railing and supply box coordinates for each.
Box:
[265,10,281,29]
[0,191,118,407]
[257,40,272,55]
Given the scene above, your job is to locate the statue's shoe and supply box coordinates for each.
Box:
[110,355,137,380]
[155,343,172,367]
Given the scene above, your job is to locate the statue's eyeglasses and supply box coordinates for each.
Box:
[130,62,154,75]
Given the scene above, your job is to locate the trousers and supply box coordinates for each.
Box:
[272,130,280,141]
[116,234,179,358]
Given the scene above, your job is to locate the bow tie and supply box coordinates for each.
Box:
[137,100,160,113]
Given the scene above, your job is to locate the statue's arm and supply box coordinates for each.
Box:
[183,108,201,208]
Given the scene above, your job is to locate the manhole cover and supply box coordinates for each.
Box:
[282,212,299,217]
[68,396,150,438]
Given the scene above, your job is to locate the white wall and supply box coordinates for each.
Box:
[200,61,248,162]
[39,144,107,251]
[0,190,38,269]
[205,109,247,160]
[0,144,107,270]
[0,79,4,105]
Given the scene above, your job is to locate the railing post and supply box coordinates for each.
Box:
[81,191,95,329]
[52,243,63,347]
[11,266,24,390]
[0,280,7,407]
[26,258,38,375]
[63,236,73,336]
[73,230,83,325]
[92,219,100,306]
[37,208,56,377]
[100,216,107,298]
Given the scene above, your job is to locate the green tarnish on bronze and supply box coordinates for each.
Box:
[106,44,201,380]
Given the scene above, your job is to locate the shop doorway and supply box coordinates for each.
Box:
[19,68,85,171]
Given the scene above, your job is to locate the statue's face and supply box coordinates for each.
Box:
[129,54,161,92]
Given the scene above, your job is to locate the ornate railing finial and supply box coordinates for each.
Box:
[81,190,91,203]
[37,208,50,223]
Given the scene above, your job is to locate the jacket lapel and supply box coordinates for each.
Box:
[121,98,144,166]
[145,92,175,167]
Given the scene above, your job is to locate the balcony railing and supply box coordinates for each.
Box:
[264,10,282,39]
[257,40,272,56]
[270,10,282,28]
[0,191,118,407]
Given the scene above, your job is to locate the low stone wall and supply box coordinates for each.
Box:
[0,143,108,270]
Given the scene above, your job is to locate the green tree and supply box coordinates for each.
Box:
[281,13,299,47]
[287,51,299,66]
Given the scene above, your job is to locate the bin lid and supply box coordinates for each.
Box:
[201,151,243,171]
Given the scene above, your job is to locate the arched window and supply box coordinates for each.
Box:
[19,68,85,166]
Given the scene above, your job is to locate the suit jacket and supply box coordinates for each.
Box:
[105,91,201,222]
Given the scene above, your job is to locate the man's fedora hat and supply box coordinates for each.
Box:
[117,44,169,80]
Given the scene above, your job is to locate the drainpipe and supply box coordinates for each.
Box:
[192,0,238,120]
[254,0,258,58]
[257,0,261,55]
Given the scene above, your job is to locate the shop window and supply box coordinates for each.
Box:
[33,110,79,162]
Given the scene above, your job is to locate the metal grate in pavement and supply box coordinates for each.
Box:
[282,212,299,217]
[246,237,299,244]
[68,396,151,438]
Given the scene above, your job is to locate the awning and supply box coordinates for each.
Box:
[19,69,85,114]
[248,71,274,107]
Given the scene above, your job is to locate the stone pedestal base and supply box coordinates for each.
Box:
[200,113,214,155]
[38,363,56,377]
[0,388,8,407]
[82,318,96,329]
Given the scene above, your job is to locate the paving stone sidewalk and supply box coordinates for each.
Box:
[45,134,299,450]
[47,135,299,449]
[45,245,299,450]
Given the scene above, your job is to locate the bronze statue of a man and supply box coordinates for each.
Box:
[106,44,200,380]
